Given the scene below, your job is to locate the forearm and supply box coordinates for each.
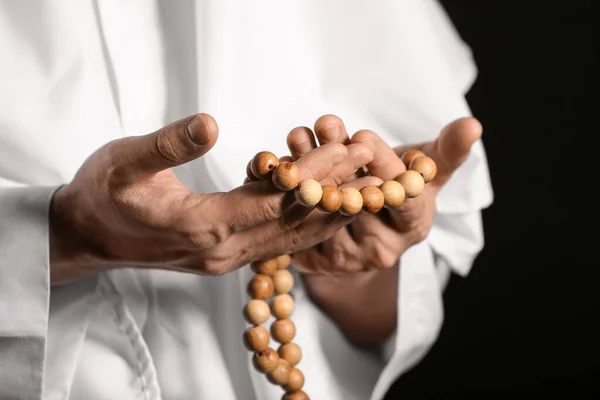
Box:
[301,264,398,348]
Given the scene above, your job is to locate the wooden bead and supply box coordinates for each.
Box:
[278,343,302,366]
[246,160,260,182]
[284,368,305,392]
[282,391,309,400]
[243,326,270,352]
[316,185,342,213]
[339,187,363,216]
[268,359,291,385]
[409,155,437,183]
[360,186,385,214]
[247,274,274,300]
[271,319,296,343]
[273,269,294,294]
[253,348,280,373]
[294,179,323,207]
[396,170,425,198]
[275,254,292,269]
[251,151,279,180]
[400,149,425,168]
[244,299,271,325]
[251,259,278,275]
[272,163,301,191]
[271,294,295,319]
[380,180,406,208]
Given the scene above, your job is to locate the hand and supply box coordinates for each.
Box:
[49,114,373,285]
[287,114,483,275]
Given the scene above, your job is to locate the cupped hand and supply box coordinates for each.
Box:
[49,114,373,285]
[287,114,482,275]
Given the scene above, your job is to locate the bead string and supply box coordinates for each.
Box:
[242,149,437,400]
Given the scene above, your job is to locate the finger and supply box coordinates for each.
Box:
[314,114,368,181]
[233,211,355,265]
[201,143,349,239]
[424,117,482,188]
[394,117,482,189]
[351,130,406,181]
[318,143,375,187]
[115,114,219,179]
[287,127,317,160]
[313,114,350,145]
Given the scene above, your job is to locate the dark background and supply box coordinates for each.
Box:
[386,1,598,398]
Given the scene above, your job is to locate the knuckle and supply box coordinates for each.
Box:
[156,127,186,164]
[329,142,349,159]
[200,258,229,276]
[411,223,431,244]
[287,228,304,249]
[371,242,398,269]
[264,197,283,221]
[189,222,231,249]
[331,244,348,269]
[207,223,232,246]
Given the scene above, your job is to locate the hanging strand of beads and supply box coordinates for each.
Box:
[242,149,437,400]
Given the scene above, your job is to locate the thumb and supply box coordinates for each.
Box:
[422,117,482,188]
[116,113,219,177]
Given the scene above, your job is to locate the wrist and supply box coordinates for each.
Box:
[49,185,107,285]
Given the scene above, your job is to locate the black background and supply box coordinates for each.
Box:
[385,1,598,398]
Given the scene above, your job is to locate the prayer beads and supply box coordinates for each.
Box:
[242,148,437,399]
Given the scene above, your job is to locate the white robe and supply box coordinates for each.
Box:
[0,1,493,399]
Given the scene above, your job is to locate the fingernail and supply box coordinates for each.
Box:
[187,115,210,145]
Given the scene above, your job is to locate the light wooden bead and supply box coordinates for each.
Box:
[275,254,292,269]
[251,259,278,275]
[271,319,296,343]
[268,359,291,385]
[278,343,302,366]
[339,187,363,216]
[360,186,385,214]
[396,170,425,198]
[409,155,437,183]
[294,179,323,207]
[271,294,295,319]
[243,326,270,352]
[284,368,305,392]
[273,269,294,294]
[400,149,425,168]
[251,151,279,180]
[380,180,406,208]
[282,391,309,400]
[247,274,274,300]
[272,163,301,191]
[246,160,260,181]
[253,348,280,373]
[316,185,342,213]
[244,299,270,325]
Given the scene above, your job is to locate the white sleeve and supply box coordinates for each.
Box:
[0,183,58,399]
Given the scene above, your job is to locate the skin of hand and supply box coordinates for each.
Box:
[285,115,483,346]
[49,114,375,286]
